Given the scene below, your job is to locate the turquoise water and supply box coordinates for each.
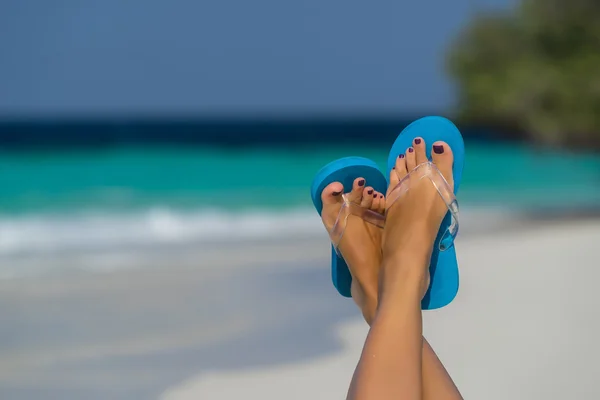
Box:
[0,142,598,259]
[0,142,599,215]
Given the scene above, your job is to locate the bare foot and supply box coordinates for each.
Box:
[382,137,455,298]
[320,177,386,315]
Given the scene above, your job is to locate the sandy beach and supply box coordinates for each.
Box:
[1,214,599,399]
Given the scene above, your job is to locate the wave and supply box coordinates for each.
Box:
[0,207,325,257]
[0,205,519,257]
[0,205,517,279]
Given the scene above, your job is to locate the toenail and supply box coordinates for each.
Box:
[408,147,414,153]
[414,138,422,144]
[379,194,383,198]
[332,191,342,196]
[372,192,377,198]
[433,145,444,154]
[398,154,405,159]
[367,189,373,194]
[357,179,365,186]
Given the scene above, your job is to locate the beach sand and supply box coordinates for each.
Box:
[1,216,599,399]
[161,219,600,400]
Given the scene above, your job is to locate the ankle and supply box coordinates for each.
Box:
[379,250,431,301]
[383,225,436,259]
[383,237,433,272]
[377,271,424,314]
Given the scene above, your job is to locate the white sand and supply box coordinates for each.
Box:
[161,220,600,400]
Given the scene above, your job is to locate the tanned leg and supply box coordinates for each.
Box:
[346,139,463,400]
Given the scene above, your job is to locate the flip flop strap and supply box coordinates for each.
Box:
[386,162,459,251]
[329,193,385,249]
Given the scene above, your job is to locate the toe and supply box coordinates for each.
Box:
[371,190,379,201]
[321,182,344,206]
[360,187,374,208]
[371,191,381,211]
[320,182,345,228]
[376,193,386,214]
[347,177,366,203]
[388,154,407,197]
[431,141,454,187]
[406,146,416,171]
[389,166,399,189]
[394,154,408,181]
[413,137,428,165]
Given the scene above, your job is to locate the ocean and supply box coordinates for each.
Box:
[0,141,599,276]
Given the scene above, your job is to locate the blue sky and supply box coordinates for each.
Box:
[0,0,511,116]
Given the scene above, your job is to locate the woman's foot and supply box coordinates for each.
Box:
[320,178,386,314]
[382,138,455,299]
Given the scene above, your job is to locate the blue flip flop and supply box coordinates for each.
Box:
[310,157,388,298]
[387,116,465,309]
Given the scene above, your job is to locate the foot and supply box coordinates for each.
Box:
[382,138,455,298]
[320,178,386,312]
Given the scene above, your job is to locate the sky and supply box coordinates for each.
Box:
[0,0,511,117]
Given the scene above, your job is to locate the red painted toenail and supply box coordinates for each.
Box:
[357,179,365,186]
[414,138,422,144]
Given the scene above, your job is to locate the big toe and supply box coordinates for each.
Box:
[321,182,344,206]
[431,141,454,187]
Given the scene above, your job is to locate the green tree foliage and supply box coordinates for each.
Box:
[447,0,600,150]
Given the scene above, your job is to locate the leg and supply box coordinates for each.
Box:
[347,139,463,400]
[422,338,462,399]
[353,290,462,400]
[348,240,429,400]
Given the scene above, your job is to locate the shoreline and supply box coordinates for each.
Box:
[0,208,599,281]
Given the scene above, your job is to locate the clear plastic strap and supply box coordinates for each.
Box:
[386,162,459,251]
[329,193,385,251]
